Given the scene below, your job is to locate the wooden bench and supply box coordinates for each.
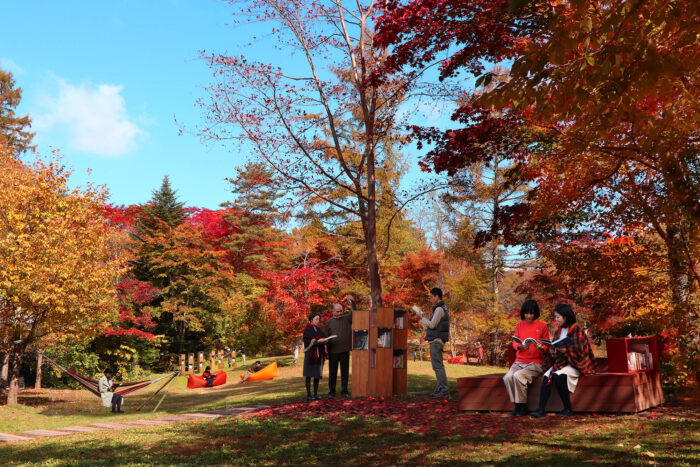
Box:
[457,370,663,413]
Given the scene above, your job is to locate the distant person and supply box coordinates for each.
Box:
[240,361,264,383]
[324,295,354,398]
[303,312,330,401]
[531,304,597,418]
[293,343,300,366]
[412,287,449,398]
[202,366,216,387]
[241,347,246,366]
[98,368,123,413]
[503,300,549,417]
[476,342,484,365]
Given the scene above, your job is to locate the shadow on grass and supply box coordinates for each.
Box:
[1,411,698,466]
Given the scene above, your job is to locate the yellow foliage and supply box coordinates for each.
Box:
[0,145,125,348]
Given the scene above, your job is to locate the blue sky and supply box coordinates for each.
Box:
[2,0,457,210]
[1,0,262,209]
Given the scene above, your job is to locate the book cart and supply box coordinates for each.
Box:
[351,307,408,397]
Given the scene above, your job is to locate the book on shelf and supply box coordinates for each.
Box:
[538,336,572,348]
[393,354,404,369]
[627,350,653,371]
[353,333,368,350]
[377,330,392,348]
[394,315,405,329]
[512,336,538,346]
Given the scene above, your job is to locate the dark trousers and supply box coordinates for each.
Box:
[111,393,123,411]
[328,351,350,395]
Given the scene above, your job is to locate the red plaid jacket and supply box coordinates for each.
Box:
[545,323,597,376]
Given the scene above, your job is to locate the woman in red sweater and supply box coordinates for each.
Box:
[503,300,550,416]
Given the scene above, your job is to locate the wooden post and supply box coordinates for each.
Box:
[197,351,205,373]
[187,353,194,375]
[217,350,224,369]
[179,354,186,375]
[209,350,215,370]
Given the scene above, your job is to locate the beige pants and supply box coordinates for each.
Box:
[503,362,544,403]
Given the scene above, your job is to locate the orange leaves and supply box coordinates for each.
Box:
[0,145,124,346]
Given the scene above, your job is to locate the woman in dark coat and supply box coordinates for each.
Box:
[302,312,329,401]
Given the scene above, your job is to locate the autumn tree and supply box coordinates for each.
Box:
[0,67,34,154]
[377,0,699,371]
[198,0,438,311]
[0,145,123,404]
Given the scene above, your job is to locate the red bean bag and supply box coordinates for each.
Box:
[187,371,227,389]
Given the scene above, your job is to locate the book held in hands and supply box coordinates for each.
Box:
[512,336,538,346]
[538,336,572,348]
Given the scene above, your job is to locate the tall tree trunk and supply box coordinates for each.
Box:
[34,352,43,390]
[365,150,382,312]
[0,353,8,382]
[666,224,695,334]
[6,350,22,405]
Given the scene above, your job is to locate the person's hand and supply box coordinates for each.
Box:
[411,305,423,316]
[534,342,545,351]
[517,343,525,350]
[555,346,567,354]
[523,341,532,350]
[310,338,316,345]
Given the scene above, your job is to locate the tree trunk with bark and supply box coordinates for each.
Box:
[34,352,43,390]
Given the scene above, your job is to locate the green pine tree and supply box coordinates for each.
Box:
[0,67,35,154]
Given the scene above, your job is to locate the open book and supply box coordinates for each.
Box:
[538,336,572,348]
[512,336,538,346]
[324,335,337,341]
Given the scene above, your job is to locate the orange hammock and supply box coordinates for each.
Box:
[187,371,227,389]
[240,362,280,382]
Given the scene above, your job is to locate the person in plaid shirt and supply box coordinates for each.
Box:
[531,304,597,418]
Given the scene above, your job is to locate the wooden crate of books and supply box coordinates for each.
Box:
[606,337,659,373]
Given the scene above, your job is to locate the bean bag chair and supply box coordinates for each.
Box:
[240,362,280,382]
[187,371,227,389]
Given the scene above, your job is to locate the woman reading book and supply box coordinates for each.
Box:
[531,304,597,418]
[302,312,330,401]
[503,300,549,416]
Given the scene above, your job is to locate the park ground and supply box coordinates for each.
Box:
[0,357,698,466]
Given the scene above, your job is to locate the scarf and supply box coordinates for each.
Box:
[303,323,327,363]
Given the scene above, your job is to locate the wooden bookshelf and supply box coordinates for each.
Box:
[351,307,407,398]
[606,336,659,373]
[392,308,408,395]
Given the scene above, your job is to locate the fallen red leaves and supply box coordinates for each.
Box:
[243,397,567,438]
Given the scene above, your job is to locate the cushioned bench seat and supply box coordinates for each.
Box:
[457,370,663,413]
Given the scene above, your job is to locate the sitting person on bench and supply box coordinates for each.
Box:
[503,299,549,416]
[202,366,217,387]
[531,304,597,418]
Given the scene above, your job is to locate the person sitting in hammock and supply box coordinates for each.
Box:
[240,361,264,383]
[202,366,217,387]
[98,368,123,413]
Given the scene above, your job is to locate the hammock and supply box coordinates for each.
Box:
[39,351,177,398]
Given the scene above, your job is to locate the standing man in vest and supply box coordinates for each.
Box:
[324,295,354,398]
[413,287,449,398]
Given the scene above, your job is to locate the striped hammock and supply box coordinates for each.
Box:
[39,352,177,397]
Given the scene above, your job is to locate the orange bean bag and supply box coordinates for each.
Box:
[240,362,280,382]
[187,371,227,389]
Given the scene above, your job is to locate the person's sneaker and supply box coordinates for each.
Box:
[328,393,336,399]
[312,395,321,401]
[556,409,574,417]
[509,406,521,417]
[429,391,449,398]
[530,409,546,418]
[307,395,314,401]
[341,391,350,398]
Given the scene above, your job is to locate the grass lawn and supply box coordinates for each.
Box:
[1,356,698,466]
